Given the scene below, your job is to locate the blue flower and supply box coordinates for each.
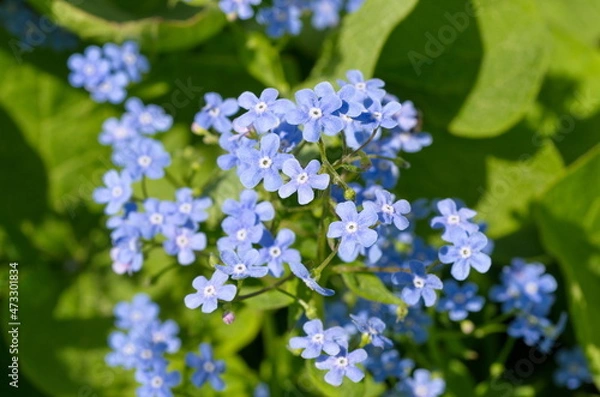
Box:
[507,312,551,346]
[114,138,171,181]
[430,198,478,240]
[217,132,256,170]
[162,226,207,265]
[258,229,302,277]
[391,131,433,154]
[91,72,129,104]
[489,258,557,314]
[437,280,484,321]
[145,319,181,354]
[393,100,419,131]
[399,369,445,397]
[217,249,268,279]
[93,170,133,215]
[327,201,379,262]
[135,362,181,397]
[289,319,346,359]
[315,347,367,386]
[257,4,302,38]
[362,99,402,131]
[221,189,275,222]
[235,88,294,132]
[104,41,149,83]
[113,293,159,330]
[170,188,212,227]
[67,45,110,88]
[219,0,261,20]
[278,159,330,204]
[365,349,414,382]
[218,211,265,251]
[286,84,343,142]
[185,270,237,313]
[554,347,592,390]
[350,315,392,348]
[310,0,343,30]
[438,229,491,281]
[133,337,168,370]
[125,97,173,135]
[130,199,176,239]
[363,189,410,230]
[111,224,143,274]
[273,122,303,153]
[338,70,386,102]
[106,331,140,369]
[237,133,293,191]
[99,116,139,146]
[186,343,226,391]
[194,92,239,134]
[393,261,443,307]
[289,262,335,296]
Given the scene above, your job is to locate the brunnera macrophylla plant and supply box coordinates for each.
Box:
[80,40,593,395]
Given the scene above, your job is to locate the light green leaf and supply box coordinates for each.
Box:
[28,0,226,52]
[341,273,404,305]
[535,144,600,389]
[240,279,299,310]
[537,0,600,47]
[306,0,418,84]
[449,0,550,137]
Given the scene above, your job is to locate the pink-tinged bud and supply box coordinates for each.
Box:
[222,311,235,325]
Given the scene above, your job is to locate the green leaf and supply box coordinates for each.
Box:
[535,144,600,389]
[449,0,551,137]
[306,0,418,84]
[445,360,476,397]
[537,0,600,47]
[239,279,299,310]
[28,0,226,52]
[341,273,404,305]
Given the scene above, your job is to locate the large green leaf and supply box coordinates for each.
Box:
[341,273,404,305]
[28,0,226,52]
[306,0,418,84]
[535,145,600,388]
[537,0,600,47]
[449,0,550,137]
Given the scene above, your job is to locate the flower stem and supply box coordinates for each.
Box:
[235,274,294,301]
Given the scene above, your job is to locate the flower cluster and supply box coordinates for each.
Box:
[106,294,182,397]
[0,0,77,52]
[67,41,149,103]
[212,0,366,38]
[490,258,566,352]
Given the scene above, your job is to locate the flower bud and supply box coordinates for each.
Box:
[222,311,235,325]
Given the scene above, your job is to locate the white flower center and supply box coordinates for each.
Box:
[124,53,137,65]
[99,81,112,92]
[152,332,165,343]
[309,107,323,119]
[176,235,189,248]
[111,186,123,197]
[138,155,152,167]
[454,293,466,304]
[236,229,247,241]
[269,247,281,258]
[525,281,539,295]
[259,156,273,169]
[139,112,153,125]
[355,82,366,91]
[150,213,163,225]
[415,385,429,397]
[209,107,221,117]
[179,203,192,214]
[460,247,472,258]
[151,376,163,388]
[382,204,395,214]
[255,102,268,113]
[413,276,425,289]
[203,285,216,297]
[296,172,309,184]
[447,215,460,225]
[140,349,153,359]
[399,133,411,142]
[131,311,143,320]
[203,361,215,372]
[233,263,247,274]
[373,112,382,120]
[83,64,95,75]
[345,222,358,234]
[114,126,129,139]
[123,343,136,355]
[311,333,324,343]
[336,357,349,367]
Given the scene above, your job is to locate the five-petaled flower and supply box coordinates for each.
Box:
[184,270,237,313]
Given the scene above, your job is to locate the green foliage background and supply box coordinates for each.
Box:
[0,0,599,396]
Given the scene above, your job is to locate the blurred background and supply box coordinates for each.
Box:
[0,0,599,396]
